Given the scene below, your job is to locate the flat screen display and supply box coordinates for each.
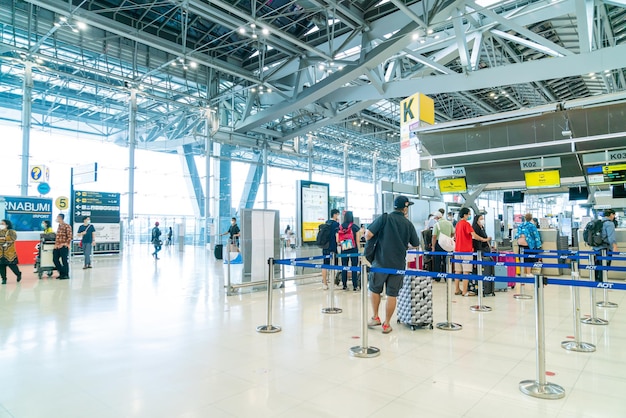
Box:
[613,184,626,198]
[503,191,524,204]
[587,164,626,185]
[568,186,589,201]
[437,177,467,194]
[524,170,561,189]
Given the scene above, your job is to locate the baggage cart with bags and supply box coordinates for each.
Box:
[397,274,433,330]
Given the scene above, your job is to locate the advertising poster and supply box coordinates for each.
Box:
[298,181,329,242]
[0,196,52,232]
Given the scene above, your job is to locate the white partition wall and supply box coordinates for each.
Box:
[241,209,280,283]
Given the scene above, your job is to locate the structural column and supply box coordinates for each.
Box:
[373,152,378,215]
[205,117,212,245]
[343,144,349,209]
[307,135,313,181]
[128,89,137,220]
[263,141,268,209]
[20,62,33,196]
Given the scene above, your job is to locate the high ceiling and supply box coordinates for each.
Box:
[1,0,626,186]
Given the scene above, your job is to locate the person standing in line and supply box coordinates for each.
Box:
[365,196,420,334]
[336,211,361,291]
[432,211,455,275]
[592,209,619,282]
[320,209,340,290]
[53,214,72,280]
[222,217,241,251]
[0,219,22,285]
[77,216,96,269]
[447,212,458,227]
[514,213,542,277]
[472,213,493,275]
[454,208,490,296]
[151,222,162,259]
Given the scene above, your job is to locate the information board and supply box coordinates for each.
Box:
[586,164,626,185]
[0,196,52,231]
[437,177,467,194]
[524,170,561,189]
[72,191,121,224]
[298,181,329,243]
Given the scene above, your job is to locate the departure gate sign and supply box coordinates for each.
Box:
[524,170,561,189]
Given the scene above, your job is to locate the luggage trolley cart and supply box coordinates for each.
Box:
[34,233,57,279]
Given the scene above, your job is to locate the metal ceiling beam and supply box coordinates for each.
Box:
[575,0,595,53]
[22,0,260,84]
[323,43,626,101]
[233,20,420,133]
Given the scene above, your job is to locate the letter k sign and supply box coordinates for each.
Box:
[403,98,414,123]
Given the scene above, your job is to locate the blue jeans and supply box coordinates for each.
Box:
[83,242,92,266]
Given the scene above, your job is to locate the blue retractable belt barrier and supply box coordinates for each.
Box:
[335,252,363,258]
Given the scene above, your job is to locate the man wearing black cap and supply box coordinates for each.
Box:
[364,195,420,334]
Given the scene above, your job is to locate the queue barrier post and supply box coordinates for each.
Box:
[581,253,608,326]
[322,253,342,314]
[470,251,492,312]
[519,274,565,399]
[436,255,462,331]
[561,259,595,352]
[514,249,532,300]
[596,249,618,309]
[350,263,380,358]
[256,258,282,333]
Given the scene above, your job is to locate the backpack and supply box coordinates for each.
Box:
[583,220,608,247]
[338,222,356,251]
[316,221,332,249]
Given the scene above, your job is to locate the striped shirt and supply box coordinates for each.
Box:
[55,223,73,249]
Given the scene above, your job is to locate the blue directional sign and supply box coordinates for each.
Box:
[37,182,51,195]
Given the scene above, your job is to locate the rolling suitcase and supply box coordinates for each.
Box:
[214,244,223,260]
[397,275,433,330]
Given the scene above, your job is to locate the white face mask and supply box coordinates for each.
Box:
[0,225,6,230]
[478,219,484,226]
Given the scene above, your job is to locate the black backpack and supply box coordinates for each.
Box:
[583,219,608,247]
[316,221,332,249]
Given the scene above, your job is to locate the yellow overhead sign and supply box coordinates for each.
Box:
[438,177,467,194]
[524,170,561,189]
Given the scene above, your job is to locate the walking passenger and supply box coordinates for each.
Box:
[336,211,360,291]
[0,219,22,284]
[151,222,162,260]
[53,214,72,280]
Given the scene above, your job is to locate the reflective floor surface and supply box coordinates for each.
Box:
[0,245,624,418]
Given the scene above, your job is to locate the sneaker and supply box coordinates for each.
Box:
[463,292,476,297]
[525,273,534,278]
[342,286,348,290]
[322,284,329,290]
[368,316,382,327]
[354,287,360,291]
[382,323,393,334]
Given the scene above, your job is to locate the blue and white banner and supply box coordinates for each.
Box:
[0,196,53,232]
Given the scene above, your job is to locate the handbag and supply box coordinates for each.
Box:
[438,233,455,252]
[364,213,387,264]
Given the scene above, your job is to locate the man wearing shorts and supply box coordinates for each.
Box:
[365,196,419,334]
[454,207,491,296]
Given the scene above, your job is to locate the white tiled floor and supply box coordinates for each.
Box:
[0,245,624,417]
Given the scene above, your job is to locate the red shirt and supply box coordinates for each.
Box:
[454,219,474,252]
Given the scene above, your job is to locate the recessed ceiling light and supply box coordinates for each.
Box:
[262,28,269,36]
[250,23,256,29]
[76,21,87,30]
[189,61,197,69]
[239,27,246,34]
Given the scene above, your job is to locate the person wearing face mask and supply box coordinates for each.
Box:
[472,214,494,294]
[77,216,96,269]
[0,219,22,285]
[514,213,542,278]
[454,208,490,296]
[42,220,54,235]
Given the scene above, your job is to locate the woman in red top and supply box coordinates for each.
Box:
[454,208,491,296]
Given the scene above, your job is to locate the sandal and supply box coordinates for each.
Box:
[454,290,462,295]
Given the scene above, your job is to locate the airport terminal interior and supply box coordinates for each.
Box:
[1,0,626,417]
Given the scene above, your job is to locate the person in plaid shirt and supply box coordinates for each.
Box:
[53,213,72,279]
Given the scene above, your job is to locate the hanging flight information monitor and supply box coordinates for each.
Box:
[586,164,626,185]
[437,177,467,194]
[524,170,561,189]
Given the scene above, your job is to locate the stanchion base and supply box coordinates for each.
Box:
[349,346,381,358]
[470,305,492,312]
[436,322,463,331]
[519,380,565,399]
[596,301,618,308]
[561,340,596,352]
[256,325,282,333]
[581,317,609,325]
[321,307,343,314]
[514,294,533,300]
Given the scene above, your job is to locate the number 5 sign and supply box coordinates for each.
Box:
[55,196,69,210]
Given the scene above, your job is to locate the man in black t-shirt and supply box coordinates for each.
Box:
[77,216,95,269]
[222,217,241,249]
[365,196,419,334]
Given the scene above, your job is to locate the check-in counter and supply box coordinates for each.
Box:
[577,228,626,280]
[513,228,565,276]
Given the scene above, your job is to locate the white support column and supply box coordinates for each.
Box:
[128,90,137,220]
[263,142,268,209]
[205,119,212,244]
[20,62,33,196]
[343,144,349,210]
[307,135,313,181]
[373,153,378,215]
